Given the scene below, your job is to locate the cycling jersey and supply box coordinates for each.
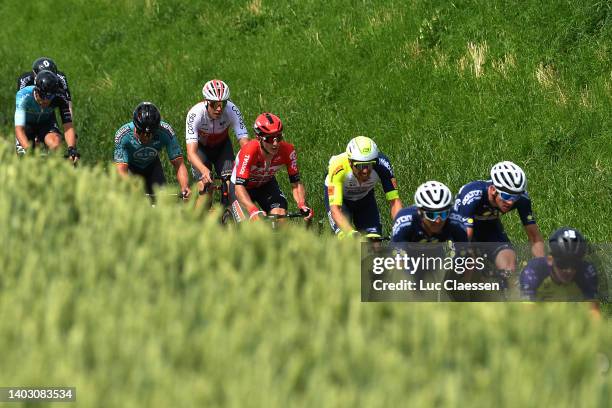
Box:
[17,71,72,101]
[230,140,300,189]
[324,188,382,234]
[325,152,399,206]
[391,206,468,243]
[452,180,536,229]
[520,257,597,301]
[185,101,248,147]
[114,121,183,170]
[15,86,72,126]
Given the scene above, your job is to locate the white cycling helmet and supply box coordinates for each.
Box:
[414,181,453,211]
[346,136,378,162]
[490,161,527,193]
[202,79,230,101]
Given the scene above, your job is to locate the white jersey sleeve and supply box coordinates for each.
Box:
[225,101,248,141]
[185,102,206,145]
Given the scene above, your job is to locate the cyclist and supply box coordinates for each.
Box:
[228,112,313,222]
[520,227,598,301]
[185,79,248,204]
[114,102,190,198]
[392,181,466,243]
[324,136,402,238]
[452,161,545,286]
[14,70,79,162]
[17,57,73,113]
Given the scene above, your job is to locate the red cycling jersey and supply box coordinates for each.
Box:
[230,139,300,189]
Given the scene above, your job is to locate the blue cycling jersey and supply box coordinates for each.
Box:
[113,121,183,170]
[452,180,536,229]
[15,86,72,126]
[520,257,597,300]
[391,206,468,243]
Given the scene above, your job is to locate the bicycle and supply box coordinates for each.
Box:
[263,211,308,230]
[198,176,234,225]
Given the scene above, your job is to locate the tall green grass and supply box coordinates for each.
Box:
[0,146,610,407]
[0,0,609,240]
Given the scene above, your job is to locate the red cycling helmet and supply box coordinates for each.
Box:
[254,112,283,137]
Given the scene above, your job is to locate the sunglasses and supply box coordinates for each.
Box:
[498,191,520,202]
[351,161,376,170]
[207,100,227,110]
[423,209,450,222]
[261,134,283,143]
[553,257,579,270]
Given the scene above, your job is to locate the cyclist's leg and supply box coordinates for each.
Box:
[323,184,353,235]
[352,190,383,235]
[473,220,515,295]
[257,178,288,218]
[192,144,214,203]
[16,125,38,154]
[212,139,235,207]
[41,118,62,151]
[131,158,166,195]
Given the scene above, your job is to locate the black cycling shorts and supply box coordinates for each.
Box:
[129,157,166,195]
[191,138,235,181]
[228,178,288,222]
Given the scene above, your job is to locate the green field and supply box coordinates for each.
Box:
[1,0,611,406]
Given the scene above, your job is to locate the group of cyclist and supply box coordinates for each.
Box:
[14,57,599,302]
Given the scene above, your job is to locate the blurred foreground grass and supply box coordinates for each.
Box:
[0,146,610,407]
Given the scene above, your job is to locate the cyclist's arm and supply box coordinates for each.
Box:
[466,226,474,241]
[186,142,212,183]
[228,101,249,145]
[234,184,257,213]
[375,154,401,219]
[15,91,29,149]
[330,204,354,233]
[15,126,29,150]
[170,156,190,193]
[291,181,306,206]
[389,197,403,219]
[524,223,545,257]
[115,162,129,177]
[63,122,77,148]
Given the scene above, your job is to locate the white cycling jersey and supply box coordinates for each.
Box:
[185,101,248,147]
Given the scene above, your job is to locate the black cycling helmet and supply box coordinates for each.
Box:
[133,102,161,133]
[549,227,587,261]
[32,57,58,75]
[34,70,60,98]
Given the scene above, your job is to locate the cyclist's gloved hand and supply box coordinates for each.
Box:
[65,146,80,161]
[180,187,191,200]
[249,206,266,221]
[298,202,313,221]
[198,169,213,185]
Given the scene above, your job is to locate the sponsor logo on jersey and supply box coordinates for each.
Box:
[160,122,175,137]
[461,189,482,206]
[114,125,131,144]
[392,214,412,237]
[378,156,392,173]
[134,147,159,160]
[239,154,250,175]
[187,113,196,134]
[327,185,335,199]
[289,149,298,172]
[391,178,398,190]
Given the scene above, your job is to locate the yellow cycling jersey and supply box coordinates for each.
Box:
[325,152,399,206]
